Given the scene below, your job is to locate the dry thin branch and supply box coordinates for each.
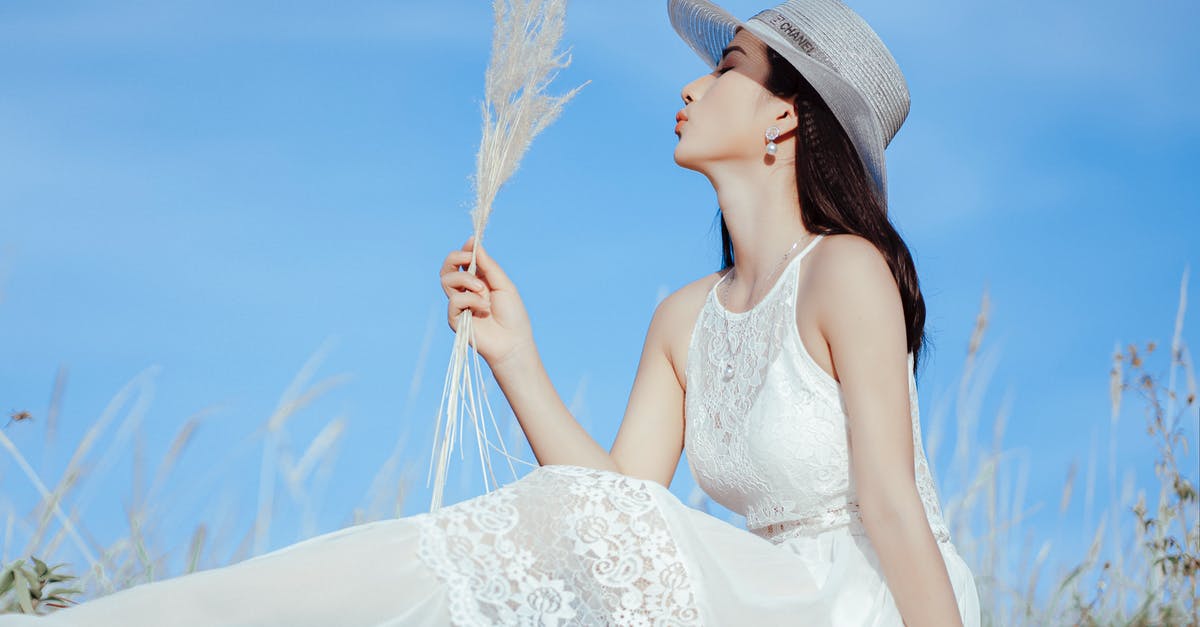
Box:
[428,0,587,512]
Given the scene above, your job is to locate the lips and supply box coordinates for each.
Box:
[675,110,689,134]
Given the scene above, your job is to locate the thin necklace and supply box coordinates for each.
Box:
[718,234,812,382]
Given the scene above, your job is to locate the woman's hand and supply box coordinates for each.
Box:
[439,236,535,368]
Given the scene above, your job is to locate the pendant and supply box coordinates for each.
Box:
[723,362,735,381]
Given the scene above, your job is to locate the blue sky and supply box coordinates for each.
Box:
[1,0,1197,595]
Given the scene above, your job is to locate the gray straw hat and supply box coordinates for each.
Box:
[667,0,909,209]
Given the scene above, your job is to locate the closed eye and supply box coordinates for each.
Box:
[716,66,734,75]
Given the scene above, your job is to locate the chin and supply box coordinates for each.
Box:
[673,143,700,171]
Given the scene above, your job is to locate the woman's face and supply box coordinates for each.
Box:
[674,28,793,172]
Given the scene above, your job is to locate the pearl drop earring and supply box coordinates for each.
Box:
[765,126,781,155]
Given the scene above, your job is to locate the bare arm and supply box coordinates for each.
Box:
[441,238,698,484]
[490,290,689,487]
[607,289,697,487]
[488,344,618,472]
[817,234,963,627]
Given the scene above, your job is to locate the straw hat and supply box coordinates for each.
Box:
[668,0,909,208]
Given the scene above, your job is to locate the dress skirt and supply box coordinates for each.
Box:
[2,513,453,626]
[0,465,979,626]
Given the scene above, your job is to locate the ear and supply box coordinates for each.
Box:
[773,105,799,137]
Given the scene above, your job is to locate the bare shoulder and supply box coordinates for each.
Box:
[647,270,725,384]
[808,233,896,294]
[650,271,723,341]
[654,271,723,323]
[808,233,903,330]
[811,233,890,275]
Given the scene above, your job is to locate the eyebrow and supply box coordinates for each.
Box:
[720,45,746,61]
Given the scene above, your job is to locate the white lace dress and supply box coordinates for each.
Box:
[1,235,980,626]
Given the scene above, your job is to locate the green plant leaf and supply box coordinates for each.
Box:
[0,565,16,597]
[12,569,34,614]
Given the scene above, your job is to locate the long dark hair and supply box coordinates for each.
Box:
[718,46,930,376]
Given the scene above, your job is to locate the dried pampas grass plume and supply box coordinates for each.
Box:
[427,0,587,511]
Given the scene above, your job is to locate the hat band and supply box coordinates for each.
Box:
[749,8,835,69]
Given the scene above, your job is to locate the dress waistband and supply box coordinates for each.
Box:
[748,502,867,544]
[749,501,953,545]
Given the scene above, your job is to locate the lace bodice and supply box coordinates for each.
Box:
[684,234,951,545]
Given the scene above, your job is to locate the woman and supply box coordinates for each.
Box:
[436,1,981,623]
[1,1,980,625]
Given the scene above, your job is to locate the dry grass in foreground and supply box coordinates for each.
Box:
[927,269,1197,626]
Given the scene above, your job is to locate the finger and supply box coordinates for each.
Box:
[448,291,491,320]
[441,271,488,298]
[440,250,476,276]
[470,242,515,292]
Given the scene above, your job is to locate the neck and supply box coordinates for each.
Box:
[708,162,813,299]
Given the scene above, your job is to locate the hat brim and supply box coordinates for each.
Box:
[668,0,890,209]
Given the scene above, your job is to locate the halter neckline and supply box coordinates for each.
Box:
[710,234,825,320]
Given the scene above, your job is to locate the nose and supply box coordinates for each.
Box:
[679,72,709,105]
